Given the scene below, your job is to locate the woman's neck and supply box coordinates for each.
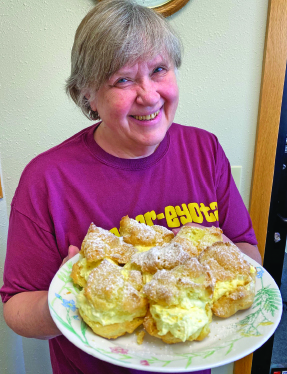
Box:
[93,123,159,159]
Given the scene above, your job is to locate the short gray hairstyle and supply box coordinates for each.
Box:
[66,0,182,120]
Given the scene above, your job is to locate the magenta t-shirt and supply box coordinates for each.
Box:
[1,123,257,374]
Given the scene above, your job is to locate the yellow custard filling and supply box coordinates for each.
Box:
[150,299,209,342]
[134,245,154,252]
[76,291,140,326]
[213,278,245,302]
[213,265,256,302]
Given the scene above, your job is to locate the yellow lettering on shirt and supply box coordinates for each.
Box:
[210,202,219,221]
[187,203,203,223]
[175,204,192,225]
[199,203,216,222]
[135,215,146,224]
[110,227,120,237]
[165,206,180,228]
[144,211,156,225]
[109,201,219,233]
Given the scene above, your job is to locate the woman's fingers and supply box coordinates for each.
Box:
[68,245,80,258]
[60,245,80,267]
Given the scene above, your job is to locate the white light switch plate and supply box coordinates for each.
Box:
[231,166,242,192]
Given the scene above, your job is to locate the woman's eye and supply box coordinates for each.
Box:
[116,78,128,84]
[153,66,164,74]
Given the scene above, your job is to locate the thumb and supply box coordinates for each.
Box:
[172,228,181,235]
[68,245,80,258]
[60,245,80,268]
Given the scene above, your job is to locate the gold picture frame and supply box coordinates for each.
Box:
[98,0,190,17]
[152,0,190,17]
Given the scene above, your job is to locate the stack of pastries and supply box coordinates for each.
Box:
[71,216,257,343]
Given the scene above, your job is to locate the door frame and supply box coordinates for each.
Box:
[234,0,287,373]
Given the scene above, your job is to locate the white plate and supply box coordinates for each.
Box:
[48,254,282,372]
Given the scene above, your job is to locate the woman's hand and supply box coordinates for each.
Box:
[3,245,81,340]
[61,245,80,267]
[235,242,262,265]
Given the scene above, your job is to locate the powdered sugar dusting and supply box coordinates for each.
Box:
[81,223,137,264]
[119,216,174,246]
[199,242,251,278]
[130,242,190,274]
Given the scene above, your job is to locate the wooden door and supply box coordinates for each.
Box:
[234,0,287,373]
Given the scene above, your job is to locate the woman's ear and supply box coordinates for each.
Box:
[84,89,97,112]
[83,88,91,100]
[89,101,97,112]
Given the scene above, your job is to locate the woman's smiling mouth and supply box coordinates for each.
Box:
[132,109,160,121]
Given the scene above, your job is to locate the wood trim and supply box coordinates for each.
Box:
[234,1,287,374]
[0,176,3,199]
[153,0,190,17]
[233,354,253,374]
[98,0,190,17]
[249,0,287,260]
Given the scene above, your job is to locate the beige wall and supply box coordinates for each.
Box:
[0,0,268,373]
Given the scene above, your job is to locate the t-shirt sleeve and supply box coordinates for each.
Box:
[0,207,62,303]
[215,141,257,245]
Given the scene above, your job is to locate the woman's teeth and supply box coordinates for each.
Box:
[133,110,160,121]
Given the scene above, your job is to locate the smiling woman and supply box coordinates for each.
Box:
[66,0,181,121]
[66,0,181,159]
[89,55,179,158]
[0,1,260,374]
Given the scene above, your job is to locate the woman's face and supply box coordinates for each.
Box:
[89,54,179,158]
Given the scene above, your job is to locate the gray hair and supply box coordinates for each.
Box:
[66,0,182,120]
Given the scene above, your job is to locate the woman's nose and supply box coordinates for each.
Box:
[136,80,160,106]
